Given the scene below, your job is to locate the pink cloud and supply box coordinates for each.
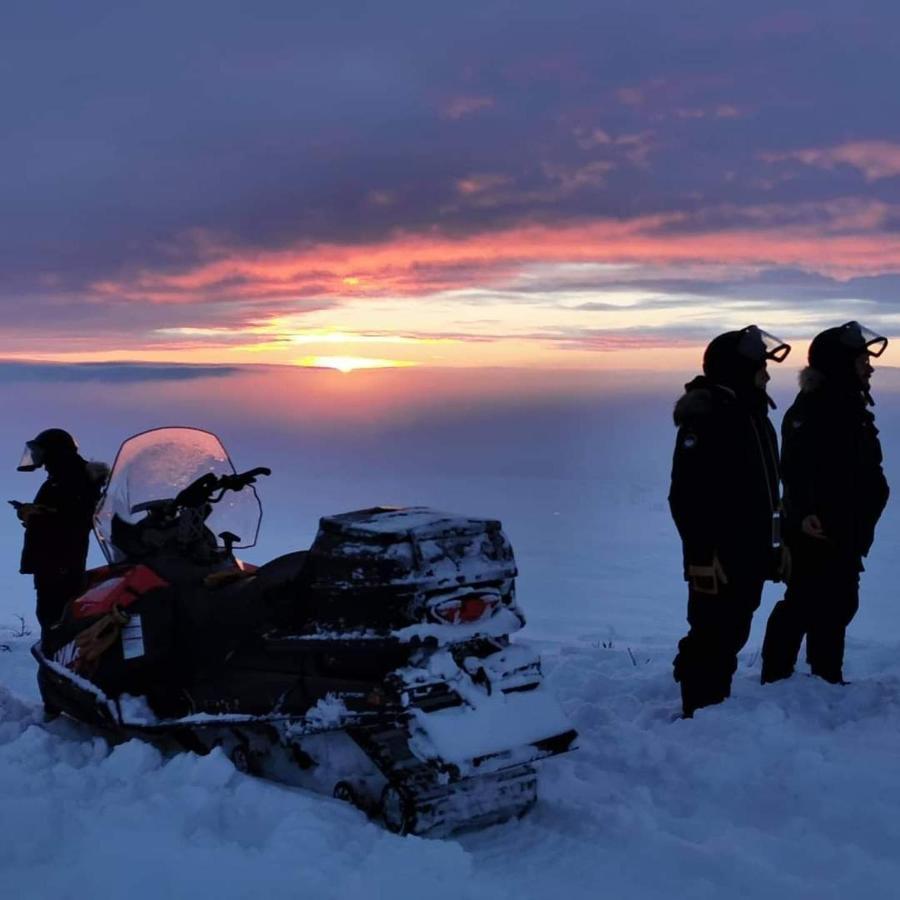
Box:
[456,173,511,196]
[764,141,900,182]
[440,95,495,120]
[574,128,612,148]
[85,199,900,310]
[542,160,614,191]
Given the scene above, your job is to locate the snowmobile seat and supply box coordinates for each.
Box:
[252,551,309,593]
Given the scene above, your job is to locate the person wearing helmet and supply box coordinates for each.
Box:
[669,326,791,717]
[761,322,890,685]
[14,429,109,639]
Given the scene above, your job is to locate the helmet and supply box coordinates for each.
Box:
[703,325,791,387]
[17,428,79,472]
[809,321,888,376]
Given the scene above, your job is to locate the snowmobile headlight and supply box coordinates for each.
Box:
[430,594,498,625]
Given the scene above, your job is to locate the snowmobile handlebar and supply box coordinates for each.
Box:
[174,467,271,509]
[130,467,271,516]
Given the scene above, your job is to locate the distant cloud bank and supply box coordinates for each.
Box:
[0,362,242,384]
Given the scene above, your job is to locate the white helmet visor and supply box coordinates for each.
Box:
[842,321,888,358]
[17,441,43,472]
[739,325,791,364]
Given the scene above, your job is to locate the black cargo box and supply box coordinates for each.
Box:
[303,507,517,629]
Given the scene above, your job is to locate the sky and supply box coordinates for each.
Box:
[4,1,900,370]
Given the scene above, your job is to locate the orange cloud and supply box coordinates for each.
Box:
[89,202,900,308]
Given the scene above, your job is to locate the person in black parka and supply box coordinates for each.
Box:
[15,429,109,638]
[761,322,890,685]
[670,326,790,717]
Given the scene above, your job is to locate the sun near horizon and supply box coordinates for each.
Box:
[293,355,418,373]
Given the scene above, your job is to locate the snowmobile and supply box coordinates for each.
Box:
[33,427,577,835]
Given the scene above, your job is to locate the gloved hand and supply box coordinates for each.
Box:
[801,514,827,540]
[14,502,55,525]
[687,555,728,595]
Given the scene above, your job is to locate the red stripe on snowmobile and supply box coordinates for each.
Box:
[83,564,129,588]
[73,565,169,619]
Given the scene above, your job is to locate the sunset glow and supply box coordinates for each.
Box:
[294,356,417,373]
[4,5,900,371]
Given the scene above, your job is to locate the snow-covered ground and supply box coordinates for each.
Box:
[3,363,900,898]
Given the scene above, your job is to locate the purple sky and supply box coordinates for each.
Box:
[3,2,900,367]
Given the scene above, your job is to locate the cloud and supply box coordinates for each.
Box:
[542,160,615,191]
[4,2,900,363]
[80,202,900,311]
[763,142,900,183]
[545,327,708,352]
[571,128,655,165]
[674,104,743,120]
[440,95,495,119]
[456,173,512,195]
[0,362,242,383]
[567,266,900,307]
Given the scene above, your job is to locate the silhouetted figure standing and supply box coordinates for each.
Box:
[761,322,889,685]
[670,326,790,717]
[15,429,108,638]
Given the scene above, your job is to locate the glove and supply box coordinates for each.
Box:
[15,503,56,525]
[687,555,728,595]
[801,515,827,540]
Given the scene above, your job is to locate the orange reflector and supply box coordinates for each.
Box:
[432,595,497,625]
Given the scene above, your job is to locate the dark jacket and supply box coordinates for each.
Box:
[20,457,108,576]
[781,368,889,567]
[669,376,781,582]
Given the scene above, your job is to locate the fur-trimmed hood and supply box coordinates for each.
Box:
[85,459,110,487]
[673,376,735,427]
[797,365,873,406]
[674,388,712,427]
[673,374,774,426]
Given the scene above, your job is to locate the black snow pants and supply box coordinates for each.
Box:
[761,539,860,685]
[673,577,764,717]
[34,571,85,633]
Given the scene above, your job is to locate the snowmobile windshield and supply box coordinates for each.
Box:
[16,441,43,472]
[738,326,791,364]
[94,427,263,563]
[840,321,888,358]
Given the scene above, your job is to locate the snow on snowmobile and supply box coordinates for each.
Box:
[33,427,577,835]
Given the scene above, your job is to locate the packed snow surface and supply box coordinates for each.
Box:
[3,365,900,897]
[5,625,900,899]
